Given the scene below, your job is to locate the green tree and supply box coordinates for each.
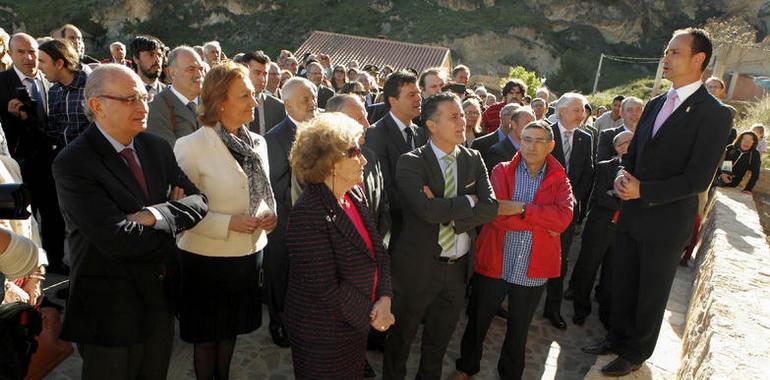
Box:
[498,66,542,98]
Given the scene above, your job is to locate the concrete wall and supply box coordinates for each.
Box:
[678,188,770,379]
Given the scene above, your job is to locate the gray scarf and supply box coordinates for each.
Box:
[215,124,276,214]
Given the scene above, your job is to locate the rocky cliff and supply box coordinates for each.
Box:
[1,0,768,92]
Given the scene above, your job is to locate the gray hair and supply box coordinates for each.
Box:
[109,41,125,50]
[83,64,144,120]
[555,92,587,110]
[621,96,643,112]
[522,120,554,141]
[167,45,198,69]
[203,41,220,54]
[499,102,521,121]
[462,97,481,110]
[325,94,362,113]
[268,62,280,72]
[530,97,546,107]
[511,106,535,125]
[613,130,633,146]
[282,77,316,102]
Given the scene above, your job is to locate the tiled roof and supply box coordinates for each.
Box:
[294,31,451,72]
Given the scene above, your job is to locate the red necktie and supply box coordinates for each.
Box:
[119,148,149,198]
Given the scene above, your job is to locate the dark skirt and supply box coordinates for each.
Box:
[178,249,262,343]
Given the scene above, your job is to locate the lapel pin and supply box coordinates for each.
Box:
[686,106,691,113]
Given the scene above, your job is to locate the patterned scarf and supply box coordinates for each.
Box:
[215,123,276,214]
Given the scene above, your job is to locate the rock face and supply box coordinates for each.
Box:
[436,0,495,11]
[678,188,770,379]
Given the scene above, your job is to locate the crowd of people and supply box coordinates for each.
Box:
[0,22,758,380]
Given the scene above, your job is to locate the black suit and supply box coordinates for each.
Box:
[570,157,621,324]
[364,113,427,243]
[0,68,64,271]
[383,144,497,380]
[53,125,207,378]
[609,85,731,364]
[470,129,503,165]
[596,125,627,162]
[317,85,335,109]
[263,117,297,329]
[366,102,389,124]
[485,136,517,174]
[546,123,594,315]
[361,146,391,247]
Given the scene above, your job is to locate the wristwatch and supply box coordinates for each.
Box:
[520,203,526,219]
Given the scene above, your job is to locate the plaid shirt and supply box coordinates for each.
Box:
[47,70,89,148]
[502,159,547,287]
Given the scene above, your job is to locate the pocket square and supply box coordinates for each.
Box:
[465,181,476,189]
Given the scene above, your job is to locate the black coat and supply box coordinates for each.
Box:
[53,125,207,346]
[618,85,732,240]
[362,146,391,246]
[285,183,391,379]
[364,113,426,241]
[0,68,51,163]
[485,136,517,175]
[720,145,761,192]
[470,129,501,165]
[550,123,595,205]
[596,125,627,163]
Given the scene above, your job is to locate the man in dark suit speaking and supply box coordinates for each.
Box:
[53,64,208,379]
[582,28,733,376]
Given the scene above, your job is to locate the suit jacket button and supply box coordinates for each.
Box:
[158,273,165,280]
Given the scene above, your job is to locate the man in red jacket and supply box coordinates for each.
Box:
[481,79,526,133]
[452,121,574,380]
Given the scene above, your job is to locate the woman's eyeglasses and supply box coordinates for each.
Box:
[345,144,363,158]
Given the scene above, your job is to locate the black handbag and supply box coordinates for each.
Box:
[0,301,42,380]
[0,184,31,220]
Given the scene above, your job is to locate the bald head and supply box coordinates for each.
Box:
[86,64,149,143]
[9,33,38,76]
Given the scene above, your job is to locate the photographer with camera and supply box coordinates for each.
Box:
[0,33,64,275]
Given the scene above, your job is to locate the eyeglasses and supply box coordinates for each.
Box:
[344,143,363,158]
[98,94,149,106]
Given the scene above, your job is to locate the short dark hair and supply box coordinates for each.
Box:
[674,27,713,72]
[383,70,417,110]
[129,35,162,60]
[502,79,527,97]
[733,130,759,150]
[612,95,625,103]
[242,50,270,66]
[522,120,554,141]
[421,92,460,130]
[418,67,445,90]
[38,39,80,73]
[451,64,470,79]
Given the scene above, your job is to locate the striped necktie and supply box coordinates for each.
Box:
[438,154,456,256]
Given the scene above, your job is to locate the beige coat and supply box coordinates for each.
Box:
[174,126,270,257]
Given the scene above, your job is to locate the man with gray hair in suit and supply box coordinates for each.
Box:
[146,46,205,147]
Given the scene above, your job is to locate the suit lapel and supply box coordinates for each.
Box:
[87,126,148,204]
[321,185,374,260]
[134,134,163,202]
[385,115,410,153]
[165,90,198,126]
[650,86,707,142]
[424,146,446,198]
[456,148,470,195]
[550,124,566,167]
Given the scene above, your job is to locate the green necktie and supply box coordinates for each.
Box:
[438,154,456,255]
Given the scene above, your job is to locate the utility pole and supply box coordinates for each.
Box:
[592,53,604,94]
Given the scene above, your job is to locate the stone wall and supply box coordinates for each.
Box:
[678,188,770,379]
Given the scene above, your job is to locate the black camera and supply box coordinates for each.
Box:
[0,183,32,220]
[14,86,36,115]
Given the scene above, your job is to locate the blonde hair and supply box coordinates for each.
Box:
[290,113,363,184]
[198,61,249,126]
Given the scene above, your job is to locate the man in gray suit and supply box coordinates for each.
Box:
[242,51,286,135]
[383,92,498,380]
[146,46,203,146]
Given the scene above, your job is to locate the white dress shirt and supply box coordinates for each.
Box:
[430,141,474,259]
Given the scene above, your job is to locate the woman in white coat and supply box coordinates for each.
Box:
[174,61,276,380]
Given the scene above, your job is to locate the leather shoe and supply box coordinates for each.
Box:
[572,315,586,326]
[363,359,376,378]
[543,311,567,330]
[269,322,290,348]
[581,339,617,355]
[448,370,471,380]
[601,356,641,376]
[563,288,574,300]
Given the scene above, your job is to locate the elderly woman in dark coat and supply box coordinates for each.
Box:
[285,113,394,379]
